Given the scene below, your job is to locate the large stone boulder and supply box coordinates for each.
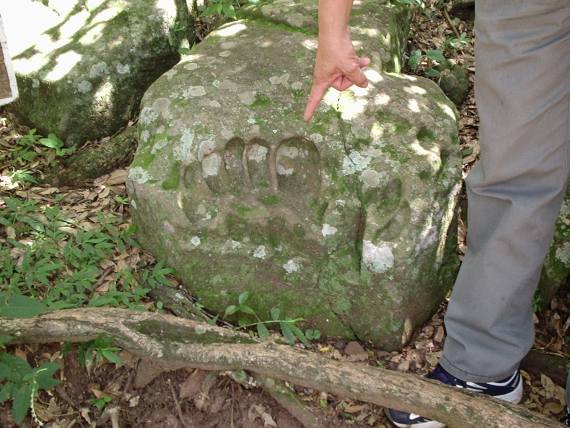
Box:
[2,0,190,146]
[128,1,462,350]
[240,0,411,73]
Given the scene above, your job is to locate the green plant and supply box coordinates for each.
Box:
[114,194,129,205]
[223,292,321,347]
[0,294,49,319]
[0,195,172,314]
[202,0,238,19]
[443,32,470,51]
[38,133,75,157]
[76,335,123,371]
[407,48,447,77]
[201,0,260,20]
[8,169,38,186]
[90,394,113,411]
[12,130,74,163]
[0,347,60,424]
[532,292,546,313]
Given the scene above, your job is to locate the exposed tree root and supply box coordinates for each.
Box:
[522,350,570,387]
[0,308,562,428]
[45,126,137,186]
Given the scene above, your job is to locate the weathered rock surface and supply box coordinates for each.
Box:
[240,0,411,73]
[3,0,190,146]
[128,3,462,350]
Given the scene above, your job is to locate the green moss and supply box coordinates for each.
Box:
[235,203,253,216]
[293,224,305,238]
[129,319,256,344]
[382,144,410,164]
[161,161,181,190]
[416,127,435,142]
[251,94,271,108]
[450,133,460,146]
[259,194,280,205]
[257,179,271,189]
[131,150,156,168]
[376,111,412,134]
[225,213,247,240]
[238,8,316,35]
[208,206,219,218]
[418,170,431,181]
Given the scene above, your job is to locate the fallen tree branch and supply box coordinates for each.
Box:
[0,308,562,428]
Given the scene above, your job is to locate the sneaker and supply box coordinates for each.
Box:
[385,364,523,428]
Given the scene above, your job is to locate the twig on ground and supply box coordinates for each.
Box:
[167,378,188,428]
[443,8,462,40]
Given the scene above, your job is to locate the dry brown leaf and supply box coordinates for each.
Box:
[39,187,59,195]
[344,403,368,414]
[434,326,445,343]
[248,404,277,427]
[543,401,564,415]
[105,169,128,186]
[98,187,111,199]
[180,370,208,400]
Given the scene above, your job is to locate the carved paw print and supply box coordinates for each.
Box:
[199,137,321,202]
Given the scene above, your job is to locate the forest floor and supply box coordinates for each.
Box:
[1,3,569,428]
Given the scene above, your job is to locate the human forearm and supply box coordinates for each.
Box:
[303,0,368,122]
[317,0,353,40]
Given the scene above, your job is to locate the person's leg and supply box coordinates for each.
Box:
[440,0,570,383]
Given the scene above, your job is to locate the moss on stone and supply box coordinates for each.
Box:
[161,162,181,190]
[130,319,256,344]
[252,94,272,108]
[259,194,280,205]
[417,127,435,142]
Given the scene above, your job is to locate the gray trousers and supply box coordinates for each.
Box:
[440,0,570,383]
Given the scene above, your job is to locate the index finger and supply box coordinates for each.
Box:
[303,80,330,122]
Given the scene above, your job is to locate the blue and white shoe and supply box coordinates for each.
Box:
[385,364,523,428]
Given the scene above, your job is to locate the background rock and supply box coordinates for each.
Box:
[438,64,469,107]
[46,125,137,186]
[128,4,462,351]
[2,0,192,146]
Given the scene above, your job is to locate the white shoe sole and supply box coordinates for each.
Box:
[386,377,523,428]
